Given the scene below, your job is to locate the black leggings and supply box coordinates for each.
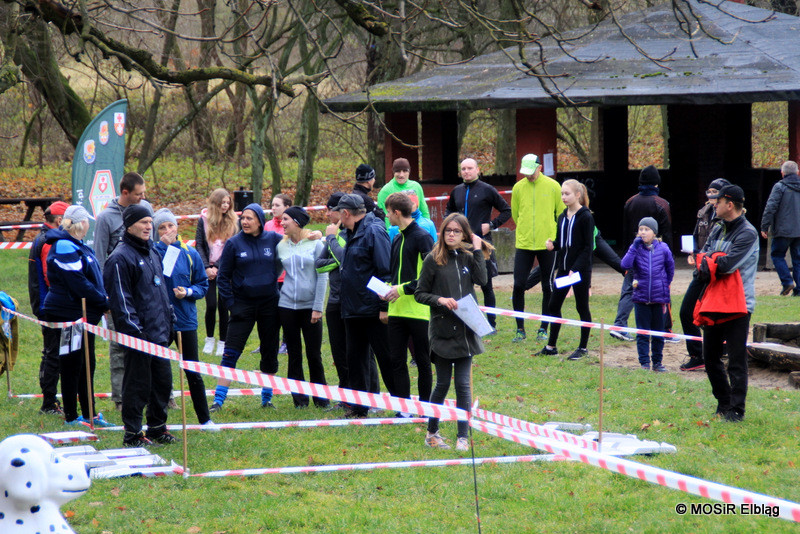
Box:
[280,307,328,408]
[547,271,592,349]
[174,330,211,424]
[512,249,555,331]
[204,277,228,341]
[59,331,97,422]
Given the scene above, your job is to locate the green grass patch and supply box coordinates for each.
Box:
[1,249,799,532]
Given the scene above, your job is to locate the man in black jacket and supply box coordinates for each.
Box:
[610,165,672,341]
[334,193,394,417]
[445,158,511,332]
[104,204,176,447]
[760,160,800,295]
[28,200,69,415]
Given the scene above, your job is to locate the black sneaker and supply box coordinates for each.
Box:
[780,283,795,296]
[567,348,588,361]
[679,356,705,371]
[40,403,64,416]
[652,363,668,373]
[723,410,744,423]
[344,407,368,419]
[123,433,159,448]
[536,346,558,356]
[261,401,276,409]
[209,402,222,413]
[150,431,179,445]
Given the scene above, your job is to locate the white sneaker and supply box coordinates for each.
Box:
[456,437,469,452]
[216,341,225,357]
[201,420,220,432]
[202,337,215,355]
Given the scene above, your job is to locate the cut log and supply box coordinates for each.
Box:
[760,323,800,343]
[789,372,800,389]
[747,342,800,371]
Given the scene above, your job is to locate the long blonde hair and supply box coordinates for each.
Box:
[430,213,494,265]
[206,188,238,242]
[562,179,589,208]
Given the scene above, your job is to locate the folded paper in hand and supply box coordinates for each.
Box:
[454,294,494,337]
[367,276,391,298]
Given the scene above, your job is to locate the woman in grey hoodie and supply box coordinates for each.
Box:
[277,206,330,408]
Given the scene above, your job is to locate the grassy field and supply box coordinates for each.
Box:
[1,248,799,533]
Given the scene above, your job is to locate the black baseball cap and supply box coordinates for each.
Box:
[712,184,745,203]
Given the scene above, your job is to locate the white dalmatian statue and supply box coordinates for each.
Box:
[0,434,90,533]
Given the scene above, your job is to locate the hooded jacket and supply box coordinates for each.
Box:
[93,197,154,269]
[42,228,108,323]
[339,211,391,319]
[217,203,282,309]
[550,206,595,276]
[153,239,209,331]
[620,238,674,304]
[761,172,800,238]
[415,247,487,359]
[277,237,328,312]
[103,231,173,345]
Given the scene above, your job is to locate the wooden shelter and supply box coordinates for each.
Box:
[324,0,800,250]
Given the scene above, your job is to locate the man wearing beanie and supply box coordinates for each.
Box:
[377,158,430,225]
[698,184,759,422]
[94,172,153,410]
[352,163,379,215]
[104,204,177,447]
[610,165,673,342]
[28,199,69,416]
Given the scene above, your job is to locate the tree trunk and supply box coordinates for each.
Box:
[188,0,218,155]
[265,134,283,199]
[296,91,319,206]
[494,109,517,175]
[225,82,247,159]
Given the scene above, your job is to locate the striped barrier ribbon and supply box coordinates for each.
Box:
[471,419,800,523]
[11,388,278,399]
[94,417,428,432]
[191,453,561,478]
[0,223,45,230]
[0,306,85,329]
[479,306,703,342]
[80,322,468,422]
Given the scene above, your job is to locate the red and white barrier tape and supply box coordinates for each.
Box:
[95,417,427,432]
[191,453,560,477]
[0,223,45,231]
[12,388,276,399]
[472,419,800,523]
[479,306,703,342]
[1,306,85,329]
[0,241,33,249]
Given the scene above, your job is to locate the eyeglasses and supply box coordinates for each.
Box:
[444,228,463,235]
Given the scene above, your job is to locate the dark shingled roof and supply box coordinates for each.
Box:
[324,0,800,112]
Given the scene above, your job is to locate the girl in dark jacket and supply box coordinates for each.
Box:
[620,217,675,372]
[415,213,489,451]
[539,179,595,361]
[42,205,112,427]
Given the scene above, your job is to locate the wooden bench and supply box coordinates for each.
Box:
[0,197,63,242]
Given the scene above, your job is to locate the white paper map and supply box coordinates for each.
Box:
[454,294,494,337]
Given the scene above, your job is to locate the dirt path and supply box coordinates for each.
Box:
[492,265,796,390]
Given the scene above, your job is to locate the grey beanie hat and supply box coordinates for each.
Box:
[63,205,90,224]
[639,216,658,234]
[152,208,178,232]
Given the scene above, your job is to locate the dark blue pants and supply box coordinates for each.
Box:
[634,302,665,366]
[771,236,800,292]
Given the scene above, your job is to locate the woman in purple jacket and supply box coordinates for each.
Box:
[620,217,675,372]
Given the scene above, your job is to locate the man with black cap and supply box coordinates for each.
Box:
[334,193,395,417]
[610,165,672,341]
[28,200,69,416]
[698,184,759,422]
[352,163,379,215]
[377,158,430,222]
[94,171,153,410]
[446,158,511,334]
[104,204,176,447]
[760,160,800,296]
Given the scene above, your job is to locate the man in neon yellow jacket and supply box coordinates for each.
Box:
[510,154,565,342]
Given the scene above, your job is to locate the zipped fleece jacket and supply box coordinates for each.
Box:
[388,221,434,320]
[103,232,173,345]
[761,172,800,238]
[551,206,595,276]
[415,248,487,359]
[277,238,328,312]
[93,198,154,269]
[217,203,282,309]
[377,179,430,221]
[700,214,759,313]
[42,228,108,323]
[511,174,565,250]
[621,238,674,304]
[153,240,209,331]
[445,179,511,239]
[339,212,391,319]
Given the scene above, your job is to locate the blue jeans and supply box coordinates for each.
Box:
[634,302,665,367]
[771,236,800,291]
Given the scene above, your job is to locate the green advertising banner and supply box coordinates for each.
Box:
[71,99,127,248]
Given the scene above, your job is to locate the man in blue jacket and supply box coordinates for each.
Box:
[760,160,800,295]
[334,194,394,417]
[104,204,176,447]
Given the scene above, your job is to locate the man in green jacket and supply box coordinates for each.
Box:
[510,154,565,342]
[377,158,430,225]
